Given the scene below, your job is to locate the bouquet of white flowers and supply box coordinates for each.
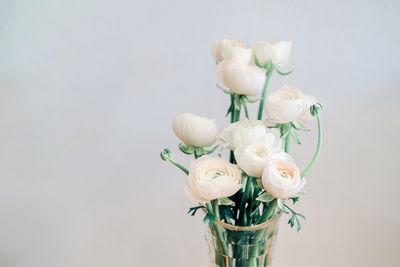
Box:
[161,39,323,267]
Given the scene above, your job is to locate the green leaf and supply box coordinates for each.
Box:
[277,199,289,214]
[203,145,219,155]
[178,143,195,154]
[216,84,233,95]
[254,55,264,68]
[256,179,264,189]
[194,147,205,157]
[256,191,275,202]
[280,123,291,138]
[267,124,280,129]
[290,192,305,204]
[275,68,294,76]
[290,128,302,145]
[245,96,262,103]
[203,212,216,228]
[219,205,234,222]
[284,204,306,232]
[291,121,310,131]
[291,196,300,204]
[288,214,295,228]
[187,205,204,216]
[219,197,235,206]
[226,102,233,117]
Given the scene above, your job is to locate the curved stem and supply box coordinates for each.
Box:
[168,159,189,175]
[257,67,274,120]
[301,114,322,178]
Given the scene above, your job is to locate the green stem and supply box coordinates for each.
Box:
[251,199,278,245]
[230,94,235,123]
[211,200,229,256]
[284,133,291,153]
[256,199,278,224]
[168,159,189,175]
[301,114,322,178]
[229,94,241,164]
[233,106,241,123]
[238,177,252,225]
[257,66,274,120]
[243,101,249,119]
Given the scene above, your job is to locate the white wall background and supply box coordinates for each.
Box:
[0,0,399,266]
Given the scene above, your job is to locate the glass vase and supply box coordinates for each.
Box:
[205,214,281,267]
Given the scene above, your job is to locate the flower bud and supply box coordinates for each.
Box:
[172,113,218,147]
[160,148,173,161]
[212,39,252,64]
[252,41,291,67]
[217,60,266,96]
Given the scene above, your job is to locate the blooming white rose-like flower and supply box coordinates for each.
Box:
[265,85,318,124]
[172,113,218,147]
[218,119,281,151]
[184,156,242,203]
[251,41,291,67]
[234,143,273,178]
[261,154,305,199]
[212,39,252,65]
[217,60,266,96]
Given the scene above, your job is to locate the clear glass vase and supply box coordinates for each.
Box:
[206,214,281,267]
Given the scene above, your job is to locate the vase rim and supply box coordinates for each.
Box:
[215,212,281,231]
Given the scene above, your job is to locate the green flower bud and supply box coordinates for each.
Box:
[160,148,173,161]
[310,103,323,117]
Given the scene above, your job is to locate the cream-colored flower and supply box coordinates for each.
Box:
[184,156,242,203]
[212,39,252,64]
[234,143,275,178]
[265,85,318,124]
[218,119,281,151]
[172,113,218,147]
[217,60,266,96]
[251,41,291,67]
[261,154,305,199]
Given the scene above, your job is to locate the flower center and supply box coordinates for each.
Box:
[211,171,224,179]
[277,167,293,179]
[249,145,268,158]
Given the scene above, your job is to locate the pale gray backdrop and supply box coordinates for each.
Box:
[0,0,399,266]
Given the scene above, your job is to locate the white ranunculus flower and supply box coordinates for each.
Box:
[298,95,319,125]
[265,85,319,124]
[234,144,272,178]
[184,156,242,203]
[172,113,218,147]
[212,39,252,64]
[251,41,291,67]
[217,60,266,96]
[265,85,306,124]
[261,154,305,199]
[218,119,282,151]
